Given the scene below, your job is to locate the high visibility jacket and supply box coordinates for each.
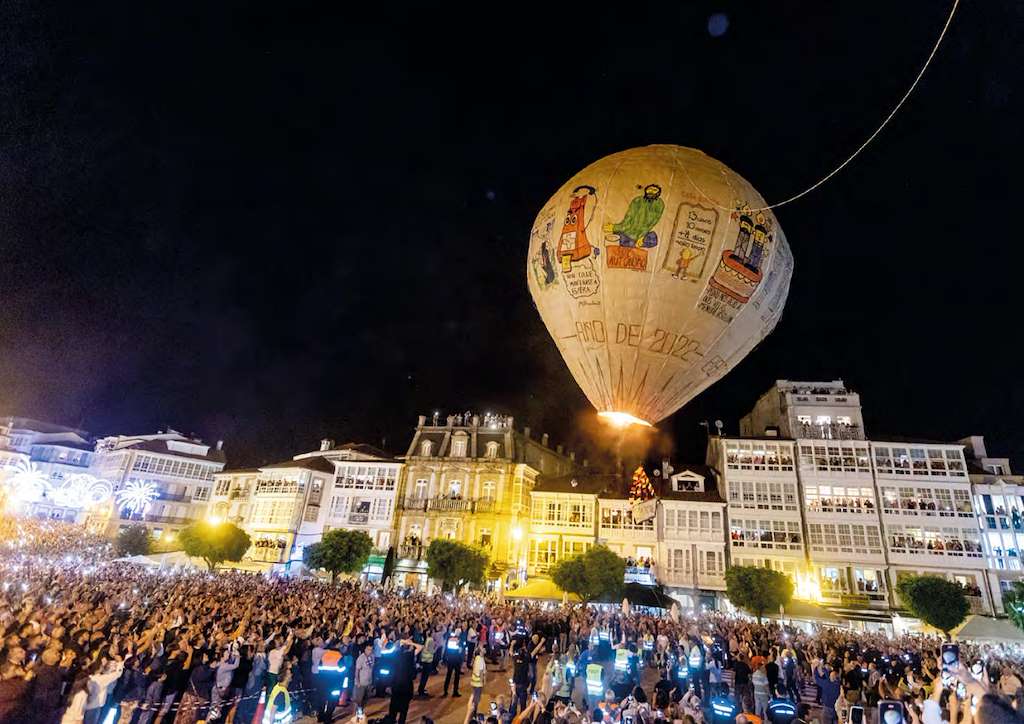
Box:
[471,655,486,688]
[420,638,435,664]
[557,665,573,698]
[586,663,604,695]
[263,683,293,724]
[614,648,631,672]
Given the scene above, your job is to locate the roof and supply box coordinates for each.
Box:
[261,457,336,474]
[332,442,394,459]
[870,436,963,448]
[120,438,227,464]
[658,485,726,504]
[2,417,90,437]
[533,472,619,495]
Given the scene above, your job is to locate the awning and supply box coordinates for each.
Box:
[952,615,1024,643]
[767,599,843,623]
[113,550,204,569]
[505,578,581,602]
[598,583,677,609]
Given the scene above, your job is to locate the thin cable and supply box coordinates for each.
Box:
[682,0,960,213]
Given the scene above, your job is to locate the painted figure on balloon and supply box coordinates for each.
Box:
[556,185,599,272]
[671,247,705,279]
[708,206,773,304]
[604,184,664,248]
[530,213,559,289]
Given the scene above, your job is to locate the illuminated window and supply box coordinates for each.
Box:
[451,437,467,457]
[420,440,433,456]
[485,442,499,458]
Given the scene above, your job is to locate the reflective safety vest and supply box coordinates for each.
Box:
[471,655,485,688]
[586,663,604,695]
[689,645,704,669]
[263,683,293,724]
[614,648,630,672]
[319,650,344,672]
[643,635,654,651]
[557,665,573,698]
[420,638,435,664]
[447,635,462,652]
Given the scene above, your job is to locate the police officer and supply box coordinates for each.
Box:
[314,639,347,724]
[442,625,466,697]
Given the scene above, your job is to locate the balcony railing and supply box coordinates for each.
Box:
[401,497,496,514]
[797,422,863,441]
[398,544,424,560]
[157,491,190,502]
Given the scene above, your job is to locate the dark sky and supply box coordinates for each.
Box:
[1,2,1021,468]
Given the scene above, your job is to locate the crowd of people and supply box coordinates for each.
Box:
[3,517,1024,724]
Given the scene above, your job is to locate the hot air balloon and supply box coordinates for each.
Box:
[527,145,793,427]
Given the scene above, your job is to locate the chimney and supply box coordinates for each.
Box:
[524,427,531,439]
[541,433,549,447]
[556,444,564,455]
[216,440,224,451]
[320,439,334,451]
[764,427,779,438]
[417,415,426,426]
[472,415,480,427]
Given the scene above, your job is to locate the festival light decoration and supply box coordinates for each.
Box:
[115,480,159,517]
[628,466,655,502]
[527,145,793,427]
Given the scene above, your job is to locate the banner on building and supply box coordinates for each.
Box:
[631,497,658,524]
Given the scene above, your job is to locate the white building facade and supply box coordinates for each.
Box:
[91,430,226,538]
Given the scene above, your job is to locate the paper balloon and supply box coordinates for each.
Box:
[527,145,793,426]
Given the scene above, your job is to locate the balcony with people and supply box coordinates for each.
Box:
[888,529,984,558]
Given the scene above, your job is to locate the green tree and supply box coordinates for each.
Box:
[115,524,151,556]
[1003,580,1024,633]
[179,520,251,571]
[304,529,374,583]
[550,545,625,603]
[897,575,969,638]
[424,539,488,591]
[725,565,794,623]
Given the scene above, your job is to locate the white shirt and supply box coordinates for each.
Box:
[268,644,288,674]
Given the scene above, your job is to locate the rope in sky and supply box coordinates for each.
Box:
[682,0,960,213]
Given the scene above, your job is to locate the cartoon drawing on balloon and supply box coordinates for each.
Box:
[553,186,602,298]
[530,213,559,290]
[664,201,717,281]
[556,186,599,272]
[698,204,775,323]
[604,183,665,272]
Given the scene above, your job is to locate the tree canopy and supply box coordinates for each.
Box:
[304,529,374,583]
[115,524,151,556]
[897,574,969,636]
[1003,580,1024,633]
[424,539,488,591]
[725,565,794,623]
[550,545,625,603]
[178,520,251,571]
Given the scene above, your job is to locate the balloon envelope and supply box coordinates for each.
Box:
[527,145,793,425]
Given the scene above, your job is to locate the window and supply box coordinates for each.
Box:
[448,480,462,498]
[420,440,433,456]
[485,442,499,458]
[303,504,320,522]
[481,480,496,500]
[451,436,467,457]
[414,478,428,499]
[192,487,209,501]
[479,528,492,548]
[215,479,230,496]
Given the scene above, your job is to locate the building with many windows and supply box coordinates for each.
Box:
[526,473,607,576]
[91,430,226,538]
[734,380,1000,621]
[394,413,574,590]
[707,436,805,582]
[0,417,95,521]
[656,466,728,608]
[961,435,1023,614]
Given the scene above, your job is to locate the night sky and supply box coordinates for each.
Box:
[1,2,1020,468]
